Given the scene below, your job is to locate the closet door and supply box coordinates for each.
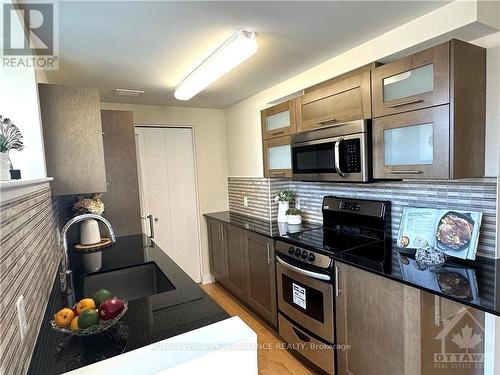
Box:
[136,127,201,282]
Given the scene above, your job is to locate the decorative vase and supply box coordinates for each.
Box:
[0,152,11,181]
[287,215,302,225]
[80,219,101,245]
[277,201,289,223]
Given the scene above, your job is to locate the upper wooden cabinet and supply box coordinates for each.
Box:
[371,42,450,117]
[262,135,292,178]
[372,40,486,179]
[297,63,377,132]
[261,99,298,140]
[38,83,107,196]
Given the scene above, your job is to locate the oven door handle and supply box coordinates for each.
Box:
[276,256,331,281]
[334,137,346,177]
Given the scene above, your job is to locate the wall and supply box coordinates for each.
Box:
[225,2,500,177]
[0,186,60,375]
[100,103,228,281]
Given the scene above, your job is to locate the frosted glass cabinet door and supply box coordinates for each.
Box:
[263,135,292,178]
[371,42,449,117]
[372,106,450,179]
[261,100,297,139]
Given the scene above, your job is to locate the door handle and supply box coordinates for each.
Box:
[147,214,155,239]
[269,130,285,136]
[387,99,424,108]
[334,137,346,177]
[335,266,340,297]
[387,170,422,174]
[266,242,271,265]
[317,118,337,126]
[292,326,311,342]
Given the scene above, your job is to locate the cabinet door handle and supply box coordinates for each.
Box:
[387,99,424,108]
[387,170,422,174]
[317,118,337,126]
[266,242,271,265]
[335,266,340,297]
[270,171,287,177]
[269,130,284,136]
[220,225,224,241]
[147,214,155,239]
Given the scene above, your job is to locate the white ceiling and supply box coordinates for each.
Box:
[44,1,450,108]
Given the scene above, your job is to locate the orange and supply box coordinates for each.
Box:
[76,298,96,315]
[70,316,79,331]
[54,308,74,327]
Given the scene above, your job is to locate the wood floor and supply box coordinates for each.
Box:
[201,282,316,375]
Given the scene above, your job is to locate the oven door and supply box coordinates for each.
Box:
[292,133,369,182]
[276,255,334,343]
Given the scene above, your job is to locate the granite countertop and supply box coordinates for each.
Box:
[28,234,229,375]
[204,211,322,237]
[206,211,500,316]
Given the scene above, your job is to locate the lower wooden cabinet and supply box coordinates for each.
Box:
[245,231,277,328]
[336,262,486,375]
[207,218,277,328]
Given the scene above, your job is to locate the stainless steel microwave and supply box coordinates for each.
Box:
[291,120,370,182]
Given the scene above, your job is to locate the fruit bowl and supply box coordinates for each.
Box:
[50,299,128,336]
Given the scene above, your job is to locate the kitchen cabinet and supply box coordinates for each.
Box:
[297,63,376,132]
[420,293,485,375]
[372,105,450,179]
[225,224,247,300]
[263,135,292,178]
[335,262,421,375]
[371,42,450,117]
[261,99,298,140]
[207,220,227,282]
[38,83,107,195]
[100,110,142,236]
[206,218,277,328]
[371,39,486,180]
[245,231,277,328]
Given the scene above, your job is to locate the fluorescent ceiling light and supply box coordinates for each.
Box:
[174,29,258,101]
[114,88,145,97]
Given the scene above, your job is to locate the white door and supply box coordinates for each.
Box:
[135,127,201,283]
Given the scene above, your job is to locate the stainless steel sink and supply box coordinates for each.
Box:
[83,262,175,301]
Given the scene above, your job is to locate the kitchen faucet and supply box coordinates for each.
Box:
[60,214,116,306]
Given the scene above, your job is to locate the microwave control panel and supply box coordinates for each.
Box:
[341,139,361,173]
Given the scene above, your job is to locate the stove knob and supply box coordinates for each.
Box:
[294,248,302,257]
[288,247,295,255]
[308,253,316,262]
[301,250,308,259]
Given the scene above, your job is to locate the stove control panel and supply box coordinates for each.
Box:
[276,241,332,269]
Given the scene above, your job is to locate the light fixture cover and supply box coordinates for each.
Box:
[174,29,258,100]
[114,88,145,97]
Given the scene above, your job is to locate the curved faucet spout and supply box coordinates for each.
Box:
[60,214,116,306]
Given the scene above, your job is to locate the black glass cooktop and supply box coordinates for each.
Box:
[282,228,381,255]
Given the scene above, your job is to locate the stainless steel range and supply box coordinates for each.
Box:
[275,196,390,374]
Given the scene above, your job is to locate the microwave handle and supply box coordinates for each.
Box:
[334,137,346,177]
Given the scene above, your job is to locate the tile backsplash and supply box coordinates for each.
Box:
[0,187,60,375]
[228,177,497,258]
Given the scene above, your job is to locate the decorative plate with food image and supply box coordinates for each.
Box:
[436,211,475,251]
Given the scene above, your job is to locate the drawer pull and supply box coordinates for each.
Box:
[292,327,311,342]
[317,118,337,126]
[270,171,287,177]
[269,130,285,136]
[387,170,422,174]
[387,99,424,108]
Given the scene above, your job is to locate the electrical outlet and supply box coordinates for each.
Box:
[16,295,28,341]
[296,197,301,210]
[243,196,249,207]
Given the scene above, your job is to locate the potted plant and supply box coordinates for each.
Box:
[274,189,295,223]
[286,208,303,225]
[0,116,24,181]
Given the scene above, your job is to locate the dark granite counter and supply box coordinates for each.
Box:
[204,211,321,237]
[28,235,229,375]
